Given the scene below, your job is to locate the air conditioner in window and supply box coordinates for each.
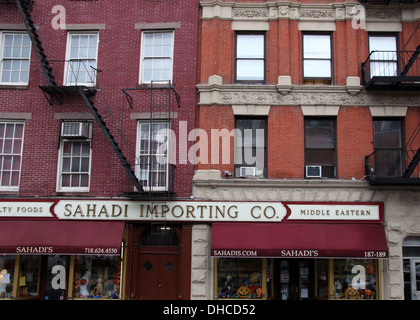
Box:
[239,167,256,177]
[306,165,322,178]
[61,122,92,138]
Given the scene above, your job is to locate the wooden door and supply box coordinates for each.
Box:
[137,252,179,300]
[135,225,180,300]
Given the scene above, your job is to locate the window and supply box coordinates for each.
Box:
[0,32,31,85]
[57,121,92,192]
[235,33,265,83]
[72,255,121,299]
[234,118,267,178]
[65,32,99,86]
[373,119,403,177]
[0,121,24,190]
[140,31,174,83]
[303,34,332,84]
[137,121,169,190]
[304,118,336,178]
[368,35,398,77]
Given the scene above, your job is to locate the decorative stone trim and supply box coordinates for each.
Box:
[197,76,420,107]
[369,106,408,117]
[200,1,419,22]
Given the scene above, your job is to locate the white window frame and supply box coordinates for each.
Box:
[0,120,25,191]
[136,121,170,191]
[139,31,174,84]
[0,31,31,85]
[302,33,333,80]
[368,34,398,77]
[235,33,265,83]
[64,31,99,86]
[56,122,92,192]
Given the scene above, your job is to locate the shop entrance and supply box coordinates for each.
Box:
[403,237,420,300]
[274,259,315,300]
[134,225,181,300]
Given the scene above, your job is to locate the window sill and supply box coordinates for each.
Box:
[0,84,28,90]
[53,191,90,196]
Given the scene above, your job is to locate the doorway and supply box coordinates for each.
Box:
[274,259,314,300]
[134,224,181,300]
[403,236,420,300]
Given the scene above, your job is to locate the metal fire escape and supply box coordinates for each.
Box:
[13,0,144,193]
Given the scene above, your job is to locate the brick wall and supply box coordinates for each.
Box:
[0,0,199,197]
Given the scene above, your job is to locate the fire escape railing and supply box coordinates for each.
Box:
[365,123,420,185]
[361,46,420,89]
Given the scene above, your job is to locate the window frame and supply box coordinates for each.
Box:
[234,117,268,178]
[302,32,333,83]
[64,31,99,86]
[234,32,266,84]
[56,121,93,193]
[368,33,399,78]
[136,121,170,191]
[0,120,25,191]
[0,31,31,86]
[372,117,405,177]
[139,30,175,84]
[304,117,337,179]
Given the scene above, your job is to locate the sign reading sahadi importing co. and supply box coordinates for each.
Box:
[0,200,383,223]
[53,200,288,222]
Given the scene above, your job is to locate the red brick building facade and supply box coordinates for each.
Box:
[0,0,198,300]
[192,0,420,300]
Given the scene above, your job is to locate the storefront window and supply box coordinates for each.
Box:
[216,258,265,299]
[0,255,15,299]
[331,259,378,300]
[73,255,121,299]
[18,256,40,298]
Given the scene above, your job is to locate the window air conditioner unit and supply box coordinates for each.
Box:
[306,165,322,178]
[61,122,92,138]
[239,167,256,177]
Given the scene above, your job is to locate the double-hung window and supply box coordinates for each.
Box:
[140,31,174,84]
[234,118,267,178]
[235,33,265,83]
[373,118,403,177]
[0,32,31,85]
[368,35,398,77]
[57,121,92,192]
[304,118,336,178]
[137,121,169,190]
[65,32,99,86]
[303,33,333,84]
[0,121,24,190]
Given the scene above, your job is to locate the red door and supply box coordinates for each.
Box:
[137,252,179,300]
[135,225,181,300]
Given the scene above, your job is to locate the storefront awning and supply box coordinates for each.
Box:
[211,223,388,259]
[0,221,125,255]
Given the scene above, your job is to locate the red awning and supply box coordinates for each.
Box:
[0,221,125,255]
[211,223,388,259]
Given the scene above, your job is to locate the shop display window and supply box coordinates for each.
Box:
[216,258,267,299]
[73,255,121,299]
[18,256,40,298]
[0,255,15,299]
[331,259,378,300]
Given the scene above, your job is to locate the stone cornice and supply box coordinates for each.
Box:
[197,82,420,107]
[200,1,420,22]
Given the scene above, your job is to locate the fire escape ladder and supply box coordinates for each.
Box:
[15,0,56,87]
[77,87,143,193]
[403,121,420,178]
[403,148,420,178]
